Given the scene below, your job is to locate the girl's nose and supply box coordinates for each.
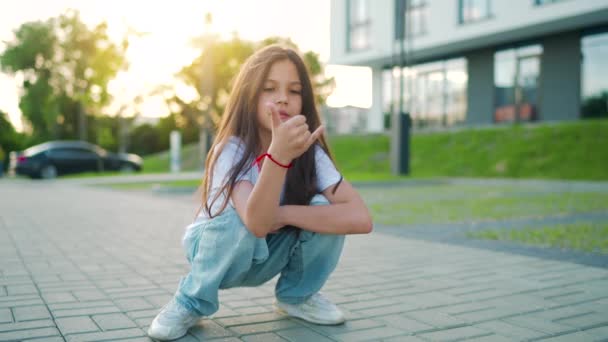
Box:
[275,92,288,105]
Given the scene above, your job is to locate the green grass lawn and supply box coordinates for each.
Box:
[96,179,608,254]
[99,179,202,190]
[141,119,608,181]
[467,222,608,254]
[358,183,608,225]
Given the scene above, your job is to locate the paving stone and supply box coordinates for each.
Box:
[418,326,493,341]
[28,337,66,342]
[216,312,285,327]
[188,320,235,339]
[65,328,145,341]
[376,314,434,333]
[536,331,599,341]
[0,294,44,309]
[6,284,37,295]
[504,316,576,335]
[241,332,288,342]
[229,320,301,335]
[334,326,407,341]
[92,313,137,330]
[583,324,608,338]
[0,319,56,332]
[403,309,467,329]
[40,291,77,304]
[354,303,409,317]
[126,309,160,319]
[72,289,107,301]
[302,318,385,336]
[55,316,99,334]
[341,297,397,311]
[555,311,608,329]
[461,334,514,342]
[475,320,547,340]
[48,300,116,311]
[3,178,608,342]
[13,305,51,321]
[0,308,12,323]
[53,305,122,318]
[235,305,272,315]
[0,327,60,340]
[276,327,335,342]
[114,297,156,311]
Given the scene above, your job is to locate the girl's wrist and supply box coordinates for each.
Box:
[267,145,292,166]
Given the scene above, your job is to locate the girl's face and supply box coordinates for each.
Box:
[256,59,303,133]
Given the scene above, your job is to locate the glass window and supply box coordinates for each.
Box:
[581,32,608,118]
[348,0,371,51]
[395,0,427,39]
[389,58,468,128]
[493,45,542,123]
[459,0,492,24]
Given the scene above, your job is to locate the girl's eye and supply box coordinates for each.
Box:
[263,87,275,92]
[290,90,301,94]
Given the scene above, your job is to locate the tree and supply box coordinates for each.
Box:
[0,10,127,142]
[0,110,25,171]
[173,35,335,132]
[582,91,608,119]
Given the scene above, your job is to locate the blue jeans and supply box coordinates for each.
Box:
[175,194,345,316]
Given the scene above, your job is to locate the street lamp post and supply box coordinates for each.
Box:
[199,13,214,169]
[392,0,412,175]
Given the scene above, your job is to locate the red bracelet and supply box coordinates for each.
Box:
[253,153,293,171]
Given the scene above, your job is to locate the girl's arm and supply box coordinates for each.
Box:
[232,103,323,238]
[276,180,373,235]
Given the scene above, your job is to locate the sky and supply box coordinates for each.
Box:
[0,0,372,131]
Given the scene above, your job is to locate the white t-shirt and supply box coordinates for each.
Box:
[193,136,342,224]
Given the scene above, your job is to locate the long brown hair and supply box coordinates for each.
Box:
[201,45,341,218]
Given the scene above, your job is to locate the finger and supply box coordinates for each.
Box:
[307,125,324,146]
[266,102,281,129]
[294,123,309,135]
[285,114,306,127]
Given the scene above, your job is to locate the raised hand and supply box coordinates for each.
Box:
[266,102,324,165]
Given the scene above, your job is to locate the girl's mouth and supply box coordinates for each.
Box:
[279,111,290,120]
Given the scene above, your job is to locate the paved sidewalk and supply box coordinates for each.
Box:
[1,180,607,341]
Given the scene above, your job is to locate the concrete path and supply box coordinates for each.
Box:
[1,180,607,341]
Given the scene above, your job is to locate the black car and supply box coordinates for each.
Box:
[9,140,143,179]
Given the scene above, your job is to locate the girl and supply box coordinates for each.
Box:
[148,45,373,340]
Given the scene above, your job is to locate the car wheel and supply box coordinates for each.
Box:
[40,164,58,179]
[120,164,136,173]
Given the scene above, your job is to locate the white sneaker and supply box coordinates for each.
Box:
[275,293,346,325]
[147,298,200,340]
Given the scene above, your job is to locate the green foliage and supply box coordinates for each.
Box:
[129,124,163,156]
[0,10,127,141]
[0,111,26,170]
[169,34,334,133]
[582,91,608,119]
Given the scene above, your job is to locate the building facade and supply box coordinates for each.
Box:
[330,0,608,132]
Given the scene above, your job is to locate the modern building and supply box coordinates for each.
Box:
[330,0,608,132]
